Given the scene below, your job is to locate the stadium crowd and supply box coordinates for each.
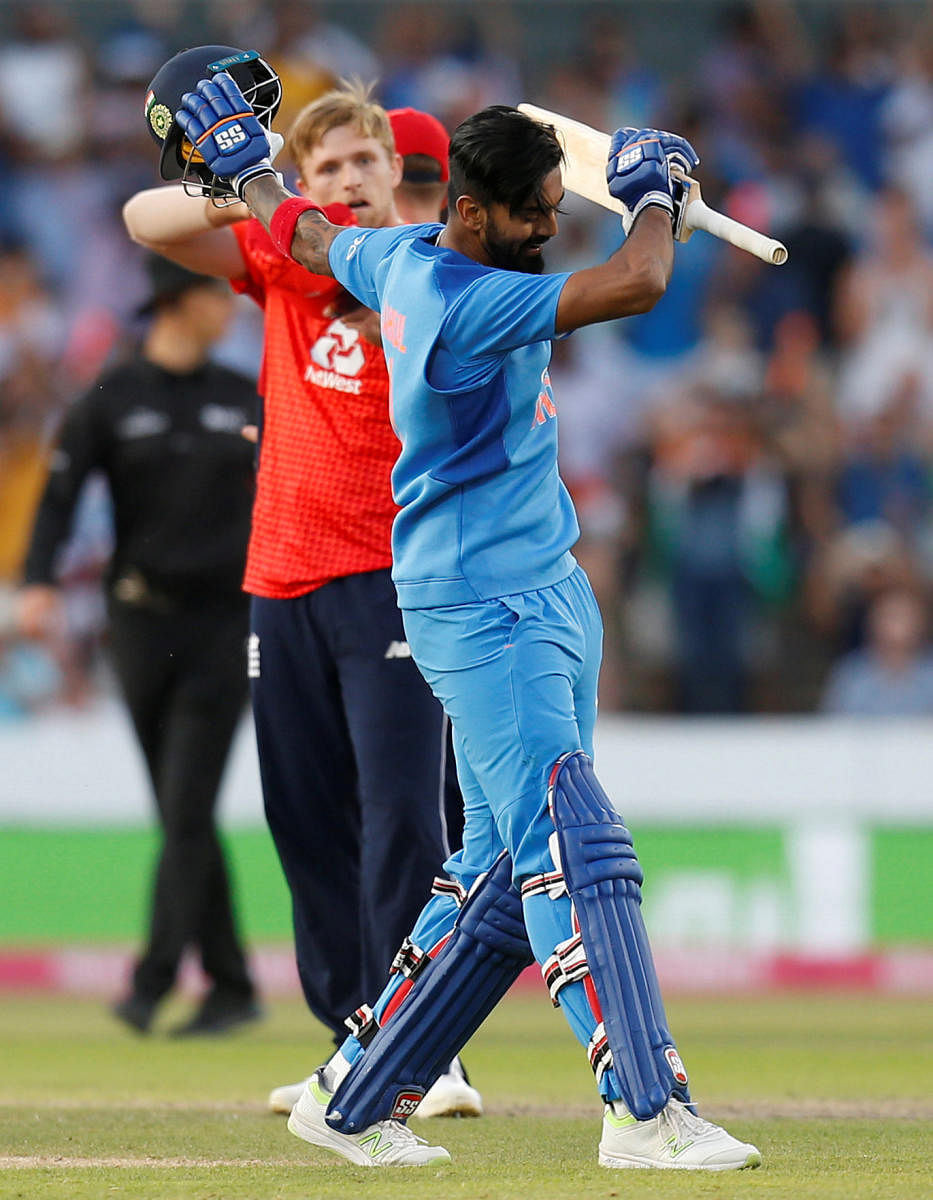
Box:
[3,0,933,717]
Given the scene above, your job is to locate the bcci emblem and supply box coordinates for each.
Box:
[145,91,173,139]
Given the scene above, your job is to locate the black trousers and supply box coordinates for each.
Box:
[107,592,254,1003]
[250,569,456,1038]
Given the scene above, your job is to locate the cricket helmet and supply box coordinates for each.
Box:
[144,45,281,197]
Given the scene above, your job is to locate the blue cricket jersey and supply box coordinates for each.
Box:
[329,223,580,608]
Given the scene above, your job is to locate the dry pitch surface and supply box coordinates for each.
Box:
[0,989,930,1199]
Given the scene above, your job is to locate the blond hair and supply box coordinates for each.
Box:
[285,79,395,168]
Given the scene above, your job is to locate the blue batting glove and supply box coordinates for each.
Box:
[607,128,674,224]
[616,126,700,178]
[175,71,275,199]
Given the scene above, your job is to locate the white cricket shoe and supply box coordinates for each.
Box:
[268,1076,307,1114]
[270,1056,482,1118]
[599,1097,762,1171]
[412,1057,483,1119]
[287,1071,451,1167]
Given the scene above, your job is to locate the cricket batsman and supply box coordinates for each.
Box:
[169,66,763,1171]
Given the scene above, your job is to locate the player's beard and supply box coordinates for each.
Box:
[482,223,547,274]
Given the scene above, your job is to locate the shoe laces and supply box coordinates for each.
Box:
[663,1098,725,1142]
[371,1119,430,1147]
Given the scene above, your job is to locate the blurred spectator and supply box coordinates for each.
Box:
[691,299,766,401]
[777,148,856,348]
[0,3,90,165]
[834,185,933,426]
[836,378,932,545]
[378,3,522,129]
[696,0,810,186]
[236,0,378,143]
[0,629,62,721]
[804,518,925,656]
[0,5,99,293]
[794,5,894,194]
[0,241,68,582]
[543,10,666,134]
[639,387,793,713]
[820,584,933,715]
[760,309,841,579]
[880,20,933,238]
[551,329,635,710]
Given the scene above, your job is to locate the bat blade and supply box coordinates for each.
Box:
[517,103,787,266]
[518,103,626,217]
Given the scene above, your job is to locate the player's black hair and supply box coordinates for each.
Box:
[448,105,564,215]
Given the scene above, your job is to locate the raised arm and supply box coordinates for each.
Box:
[174,72,341,277]
[123,185,248,278]
[555,208,673,332]
[555,127,698,333]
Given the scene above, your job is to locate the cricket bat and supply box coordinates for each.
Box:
[518,103,787,266]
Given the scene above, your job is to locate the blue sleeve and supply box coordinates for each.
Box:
[329,223,439,310]
[441,269,571,360]
[328,226,386,310]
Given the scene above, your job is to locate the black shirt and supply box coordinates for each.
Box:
[24,358,259,598]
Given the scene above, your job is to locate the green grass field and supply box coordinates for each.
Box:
[0,990,930,1199]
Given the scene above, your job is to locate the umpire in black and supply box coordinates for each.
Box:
[18,254,262,1035]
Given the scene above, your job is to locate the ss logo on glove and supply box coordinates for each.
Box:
[216,124,249,153]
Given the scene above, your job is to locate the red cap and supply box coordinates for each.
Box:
[388,108,449,183]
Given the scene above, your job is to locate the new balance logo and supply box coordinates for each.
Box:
[384,640,411,659]
[356,1130,392,1158]
[665,1134,695,1159]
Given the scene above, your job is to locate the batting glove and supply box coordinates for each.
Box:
[607,128,675,224]
[175,71,277,200]
[616,126,700,178]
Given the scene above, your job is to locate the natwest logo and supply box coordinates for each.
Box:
[304,317,366,393]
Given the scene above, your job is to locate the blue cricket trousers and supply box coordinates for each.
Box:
[402,564,603,890]
[340,565,612,1079]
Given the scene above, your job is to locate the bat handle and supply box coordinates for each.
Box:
[677,175,787,265]
[686,199,787,265]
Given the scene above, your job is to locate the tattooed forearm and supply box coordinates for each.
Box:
[290,213,337,277]
[241,175,338,278]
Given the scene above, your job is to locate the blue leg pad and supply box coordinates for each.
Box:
[549,750,690,1119]
[326,850,533,1133]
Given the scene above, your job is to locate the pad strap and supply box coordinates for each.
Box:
[326,851,533,1133]
[270,197,325,257]
[588,1022,612,1086]
[548,750,690,1118]
[520,870,567,900]
[344,1004,378,1048]
[389,936,429,980]
[542,932,589,1005]
[431,876,468,907]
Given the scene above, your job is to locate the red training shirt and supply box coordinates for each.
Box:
[232,218,399,598]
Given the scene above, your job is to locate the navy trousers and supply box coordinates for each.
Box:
[249,569,454,1038]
